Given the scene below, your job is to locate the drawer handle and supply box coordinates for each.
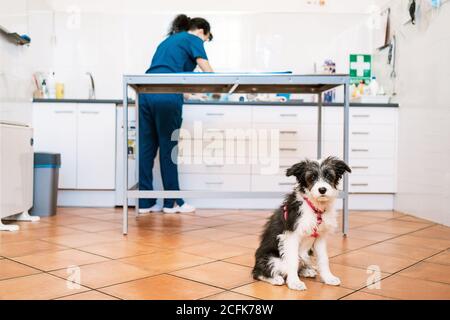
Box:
[279,165,291,168]
[352,114,370,118]
[54,110,74,114]
[206,113,224,116]
[279,113,298,117]
[280,131,298,134]
[206,129,225,133]
[205,181,223,185]
[80,111,100,114]
[205,164,224,168]
[278,182,296,186]
[351,183,369,186]
[351,166,369,169]
[280,148,297,152]
[351,149,369,152]
[352,131,369,135]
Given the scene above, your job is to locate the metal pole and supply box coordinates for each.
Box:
[343,82,350,236]
[134,93,140,216]
[317,92,323,159]
[123,79,129,235]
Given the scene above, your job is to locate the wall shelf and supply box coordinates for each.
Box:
[0,25,30,45]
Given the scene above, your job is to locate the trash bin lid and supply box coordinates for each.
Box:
[34,152,61,168]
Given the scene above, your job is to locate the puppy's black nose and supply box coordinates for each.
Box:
[319,187,327,195]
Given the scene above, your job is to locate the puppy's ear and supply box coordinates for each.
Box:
[324,156,351,178]
[286,160,308,177]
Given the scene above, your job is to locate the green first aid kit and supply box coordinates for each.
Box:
[349,54,372,84]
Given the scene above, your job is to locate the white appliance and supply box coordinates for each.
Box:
[0,103,39,231]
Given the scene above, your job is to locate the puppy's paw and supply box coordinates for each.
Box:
[299,267,317,278]
[286,278,307,291]
[271,275,285,286]
[258,275,284,286]
[322,274,341,286]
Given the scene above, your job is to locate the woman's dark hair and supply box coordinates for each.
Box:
[168,14,212,41]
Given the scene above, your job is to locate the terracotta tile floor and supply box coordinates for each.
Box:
[0,207,449,300]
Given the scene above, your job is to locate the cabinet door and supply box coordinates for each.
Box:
[32,103,77,189]
[77,104,116,189]
[0,124,33,217]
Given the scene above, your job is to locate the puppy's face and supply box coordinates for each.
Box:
[286,157,351,202]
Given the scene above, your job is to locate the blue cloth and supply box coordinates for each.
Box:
[139,32,208,208]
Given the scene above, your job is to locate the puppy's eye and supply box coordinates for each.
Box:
[306,173,318,182]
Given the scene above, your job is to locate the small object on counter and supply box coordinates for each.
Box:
[41,79,49,98]
[322,59,336,102]
[357,80,366,95]
[55,83,65,99]
[276,93,291,101]
[369,76,379,96]
[47,72,56,99]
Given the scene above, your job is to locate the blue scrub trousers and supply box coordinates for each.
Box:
[138,93,185,208]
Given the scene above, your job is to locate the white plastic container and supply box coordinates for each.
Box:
[369,76,379,96]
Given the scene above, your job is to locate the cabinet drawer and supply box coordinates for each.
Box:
[179,126,251,141]
[323,108,398,125]
[252,106,316,124]
[178,160,251,174]
[349,159,395,176]
[178,139,251,158]
[251,175,297,192]
[324,124,396,141]
[252,157,299,176]
[253,123,317,141]
[182,105,251,124]
[253,140,317,159]
[323,141,396,159]
[348,175,396,193]
[179,174,250,191]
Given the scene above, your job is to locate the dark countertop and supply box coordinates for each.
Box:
[33,98,399,108]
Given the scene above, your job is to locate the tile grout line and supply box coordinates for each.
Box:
[337,247,450,300]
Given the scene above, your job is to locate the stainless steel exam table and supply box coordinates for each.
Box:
[122,73,351,235]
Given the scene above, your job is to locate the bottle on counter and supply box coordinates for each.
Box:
[369,76,379,96]
[41,79,49,98]
[47,72,56,99]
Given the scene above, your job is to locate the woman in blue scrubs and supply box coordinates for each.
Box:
[139,14,213,214]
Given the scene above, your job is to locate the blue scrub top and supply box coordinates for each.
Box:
[146,31,208,74]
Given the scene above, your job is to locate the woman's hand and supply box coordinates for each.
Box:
[196,58,213,72]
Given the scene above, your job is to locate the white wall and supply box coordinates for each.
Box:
[4,0,376,99]
[372,0,450,226]
[0,0,34,125]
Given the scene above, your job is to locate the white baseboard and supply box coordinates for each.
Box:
[58,190,117,207]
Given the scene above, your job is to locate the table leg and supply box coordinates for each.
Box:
[317,93,323,159]
[343,82,350,236]
[123,81,129,235]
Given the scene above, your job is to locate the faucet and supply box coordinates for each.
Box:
[86,72,96,99]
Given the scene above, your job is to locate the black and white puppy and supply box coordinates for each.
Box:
[252,157,351,290]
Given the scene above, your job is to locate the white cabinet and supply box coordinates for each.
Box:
[32,103,77,189]
[33,103,116,190]
[181,104,398,195]
[0,123,34,218]
[77,104,115,189]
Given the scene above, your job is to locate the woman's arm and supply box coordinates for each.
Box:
[196,58,213,72]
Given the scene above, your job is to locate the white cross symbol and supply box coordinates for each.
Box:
[351,55,371,77]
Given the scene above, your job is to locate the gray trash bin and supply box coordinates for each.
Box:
[30,152,61,217]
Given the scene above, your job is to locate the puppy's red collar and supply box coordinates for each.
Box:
[302,197,324,215]
[282,198,323,238]
[303,197,323,238]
